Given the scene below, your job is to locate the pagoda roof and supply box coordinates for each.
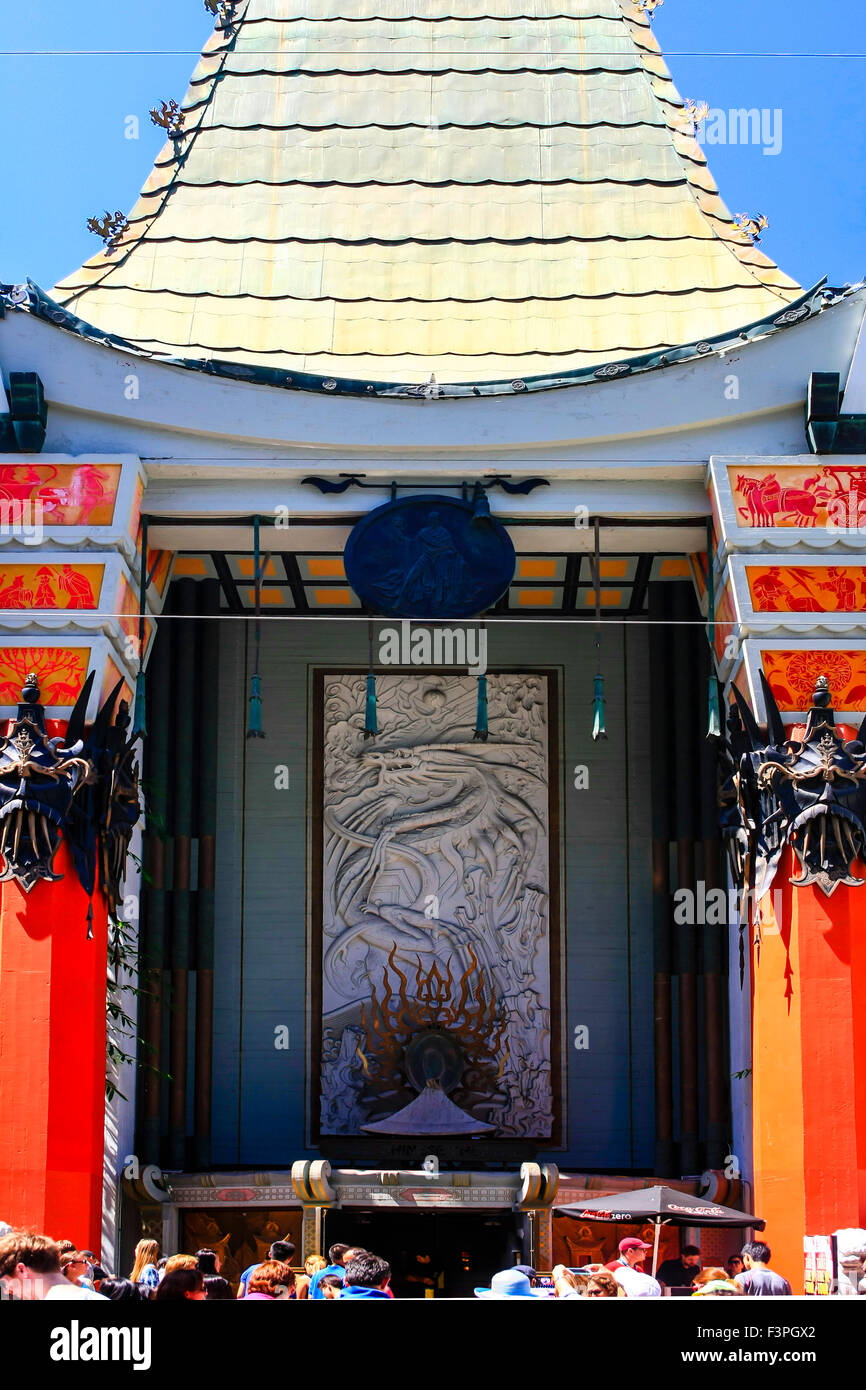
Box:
[51,0,802,389]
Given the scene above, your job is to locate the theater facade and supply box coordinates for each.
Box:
[0,0,864,1293]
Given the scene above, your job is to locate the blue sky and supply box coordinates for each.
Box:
[0,0,863,292]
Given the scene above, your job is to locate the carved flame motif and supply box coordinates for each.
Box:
[356,945,508,1126]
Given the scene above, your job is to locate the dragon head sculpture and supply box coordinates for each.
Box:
[726,672,866,903]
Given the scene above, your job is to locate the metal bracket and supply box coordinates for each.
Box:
[301,474,550,495]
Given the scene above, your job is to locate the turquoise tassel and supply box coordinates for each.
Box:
[705,518,721,739]
[247,672,265,738]
[592,673,607,741]
[474,675,488,741]
[132,668,147,738]
[707,675,722,739]
[364,673,378,739]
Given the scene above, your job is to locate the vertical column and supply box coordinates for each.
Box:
[672,585,699,1174]
[0,843,108,1250]
[709,454,866,1283]
[140,613,171,1164]
[648,584,674,1175]
[193,579,220,1169]
[168,579,197,1168]
[0,454,169,1245]
[752,865,865,1288]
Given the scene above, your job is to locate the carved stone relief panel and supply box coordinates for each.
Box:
[318,672,554,1139]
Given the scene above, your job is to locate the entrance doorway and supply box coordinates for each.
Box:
[323,1208,524,1299]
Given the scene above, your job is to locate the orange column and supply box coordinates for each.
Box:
[0,837,108,1254]
[751,857,866,1292]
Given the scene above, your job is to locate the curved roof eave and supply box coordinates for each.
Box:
[1,276,848,402]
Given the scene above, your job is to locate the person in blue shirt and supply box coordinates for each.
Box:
[340,1252,393,1300]
[237,1240,295,1298]
[308,1243,350,1300]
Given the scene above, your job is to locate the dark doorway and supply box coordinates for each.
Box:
[323,1208,525,1299]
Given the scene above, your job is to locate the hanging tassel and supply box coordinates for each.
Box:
[591,518,607,740]
[132,667,147,738]
[247,672,264,738]
[363,621,377,738]
[705,518,721,740]
[474,674,489,741]
[364,673,378,739]
[707,676,722,739]
[134,517,148,737]
[86,898,94,941]
[592,672,607,741]
[247,515,266,738]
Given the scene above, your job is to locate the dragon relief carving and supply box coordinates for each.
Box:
[0,673,94,891]
[720,672,866,931]
[0,671,141,909]
[319,673,553,1138]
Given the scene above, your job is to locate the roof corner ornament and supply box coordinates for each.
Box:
[150,99,185,144]
[637,0,664,16]
[86,210,129,256]
[720,672,866,973]
[679,98,710,138]
[734,212,770,246]
[204,0,237,31]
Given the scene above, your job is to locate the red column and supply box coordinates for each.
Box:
[751,855,866,1291]
[0,832,108,1254]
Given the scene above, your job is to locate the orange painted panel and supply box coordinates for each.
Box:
[690,551,707,598]
[0,462,121,527]
[245,588,285,606]
[146,547,172,595]
[100,655,134,711]
[659,557,691,580]
[731,663,751,708]
[762,650,866,711]
[237,556,277,578]
[128,473,143,544]
[582,588,623,607]
[728,463,866,528]
[0,564,103,610]
[748,566,866,613]
[118,579,153,654]
[307,556,346,579]
[714,581,736,664]
[796,884,862,1238]
[172,555,209,578]
[518,588,556,606]
[313,587,354,606]
[0,647,89,706]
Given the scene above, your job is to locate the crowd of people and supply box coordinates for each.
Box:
[542,1238,793,1299]
[0,1223,793,1301]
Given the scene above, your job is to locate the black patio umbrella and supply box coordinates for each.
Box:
[555,1185,765,1276]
